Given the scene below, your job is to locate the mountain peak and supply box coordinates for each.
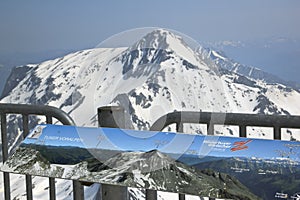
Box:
[120,28,202,77]
[131,29,189,52]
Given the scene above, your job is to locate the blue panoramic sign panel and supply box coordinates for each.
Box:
[2,124,300,199]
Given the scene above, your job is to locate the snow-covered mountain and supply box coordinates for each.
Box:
[1,28,300,199]
[197,46,300,90]
[201,38,300,87]
[2,29,300,127]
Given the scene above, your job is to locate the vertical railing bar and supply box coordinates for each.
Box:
[49,178,56,200]
[3,172,10,200]
[46,115,56,200]
[239,125,247,138]
[22,114,33,200]
[1,113,11,200]
[207,123,214,135]
[46,115,53,124]
[22,114,29,138]
[25,175,33,200]
[176,122,183,132]
[146,189,157,200]
[1,113,8,161]
[274,126,281,140]
[73,180,84,200]
[179,193,185,200]
[177,121,185,200]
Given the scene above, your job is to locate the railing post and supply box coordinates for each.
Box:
[22,115,33,200]
[179,193,185,200]
[46,116,56,200]
[49,178,56,200]
[177,121,185,200]
[146,189,157,200]
[207,123,214,135]
[98,106,125,129]
[73,180,84,200]
[239,125,247,138]
[1,113,8,161]
[176,122,183,132]
[1,113,11,200]
[98,106,129,200]
[274,126,281,140]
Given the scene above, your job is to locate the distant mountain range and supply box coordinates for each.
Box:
[202,37,300,86]
[198,46,300,90]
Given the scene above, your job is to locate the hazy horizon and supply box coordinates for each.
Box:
[0,0,299,83]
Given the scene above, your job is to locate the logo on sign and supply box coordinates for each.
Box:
[231,139,252,152]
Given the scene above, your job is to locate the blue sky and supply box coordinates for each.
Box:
[1,0,299,52]
[0,0,299,81]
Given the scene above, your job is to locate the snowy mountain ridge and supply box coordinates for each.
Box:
[197,46,300,90]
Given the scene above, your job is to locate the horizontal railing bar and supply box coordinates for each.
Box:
[0,103,75,126]
[150,111,300,131]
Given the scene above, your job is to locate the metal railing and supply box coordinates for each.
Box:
[150,111,300,200]
[150,111,300,139]
[1,104,300,200]
[0,103,84,200]
[98,107,300,200]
